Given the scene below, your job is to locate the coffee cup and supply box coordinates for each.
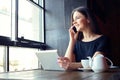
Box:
[81,59,90,69]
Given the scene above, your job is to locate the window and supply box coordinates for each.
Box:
[0,0,11,37]
[0,0,45,72]
[9,47,38,71]
[18,0,44,43]
[0,46,7,72]
[0,0,44,44]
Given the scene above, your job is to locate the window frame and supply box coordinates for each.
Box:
[16,0,45,47]
[0,0,46,49]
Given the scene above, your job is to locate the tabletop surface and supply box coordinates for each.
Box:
[0,68,120,80]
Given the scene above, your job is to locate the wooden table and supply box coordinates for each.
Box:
[0,68,120,80]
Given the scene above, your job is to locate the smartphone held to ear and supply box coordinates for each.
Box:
[72,26,77,33]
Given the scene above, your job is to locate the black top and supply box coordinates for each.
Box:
[73,35,111,62]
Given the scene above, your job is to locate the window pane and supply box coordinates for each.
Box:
[30,0,43,7]
[0,46,6,72]
[0,0,11,37]
[18,0,44,42]
[9,47,38,71]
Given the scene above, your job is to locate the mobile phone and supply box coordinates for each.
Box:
[72,26,77,33]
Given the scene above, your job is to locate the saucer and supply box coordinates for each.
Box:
[109,66,119,69]
[78,68,92,71]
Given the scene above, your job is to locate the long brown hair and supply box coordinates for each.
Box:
[71,6,101,40]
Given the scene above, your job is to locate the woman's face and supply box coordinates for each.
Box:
[72,11,89,32]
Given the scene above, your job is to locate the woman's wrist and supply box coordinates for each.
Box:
[69,39,76,45]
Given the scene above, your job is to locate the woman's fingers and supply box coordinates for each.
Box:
[58,57,69,62]
[57,57,70,69]
[69,26,76,34]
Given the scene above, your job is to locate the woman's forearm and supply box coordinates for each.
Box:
[65,40,75,56]
[65,40,76,62]
[67,62,82,70]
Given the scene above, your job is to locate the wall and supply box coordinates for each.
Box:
[88,0,120,66]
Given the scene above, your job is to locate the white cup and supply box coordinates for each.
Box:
[81,59,90,69]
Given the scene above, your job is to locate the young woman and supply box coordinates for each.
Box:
[57,7,111,70]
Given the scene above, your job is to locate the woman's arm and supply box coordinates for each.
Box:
[59,35,83,70]
[58,27,82,70]
[64,40,76,62]
[57,57,83,70]
[67,62,83,70]
[58,39,83,70]
[65,27,79,62]
[64,41,83,69]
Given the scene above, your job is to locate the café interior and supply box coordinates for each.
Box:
[0,0,120,80]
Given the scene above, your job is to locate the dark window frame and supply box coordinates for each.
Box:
[0,0,46,50]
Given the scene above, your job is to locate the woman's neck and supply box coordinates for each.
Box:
[82,29,100,42]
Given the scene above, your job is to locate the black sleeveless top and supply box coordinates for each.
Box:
[73,35,111,62]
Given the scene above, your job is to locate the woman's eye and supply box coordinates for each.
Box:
[75,16,80,20]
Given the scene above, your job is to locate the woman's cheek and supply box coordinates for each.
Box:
[77,27,82,31]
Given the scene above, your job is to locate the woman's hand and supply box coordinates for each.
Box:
[57,57,70,70]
